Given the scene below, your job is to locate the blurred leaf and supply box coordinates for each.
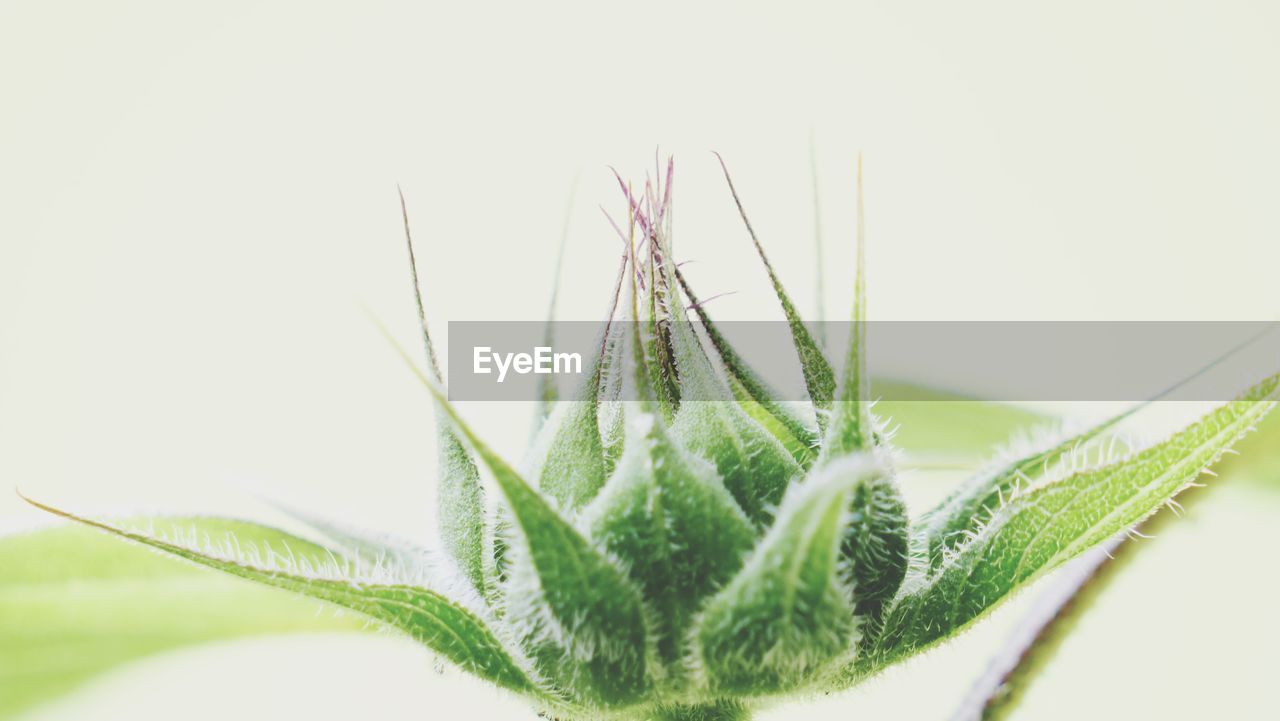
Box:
[1221,407,1280,490]
[0,522,363,720]
[14,506,538,700]
[871,381,1042,457]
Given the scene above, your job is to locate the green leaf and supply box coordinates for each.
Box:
[0,523,363,720]
[405,365,651,707]
[651,225,803,528]
[581,406,757,667]
[597,325,629,474]
[523,255,629,512]
[732,390,818,467]
[435,426,487,595]
[12,505,537,698]
[914,324,1280,571]
[715,154,835,417]
[524,400,608,511]
[872,373,1280,665]
[917,412,1129,573]
[675,267,819,467]
[593,225,759,672]
[823,155,874,457]
[818,159,909,630]
[672,398,803,530]
[808,134,828,342]
[1220,407,1280,489]
[533,174,578,427]
[642,235,683,422]
[266,501,434,577]
[693,455,887,695]
[841,466,909,629]
[399,190,487,596]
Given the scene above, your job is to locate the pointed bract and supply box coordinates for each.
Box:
[533,175,580,428]
[840,466,909,629]
[817,161,909,629]
[523,255,630,511]
[715,154,835,417]
[582,407,757,668]
[676,267,820,466]
[693,456,886,694]
[410,365,651,707]
[823,155,874,457]
[399,190,488,595]
[654,228,803,527]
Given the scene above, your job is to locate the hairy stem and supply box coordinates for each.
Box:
[948,484,1208,721]
[652,700,751,721]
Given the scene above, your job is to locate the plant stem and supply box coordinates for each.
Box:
[947,485,1207,721]
[652,700,751,721]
